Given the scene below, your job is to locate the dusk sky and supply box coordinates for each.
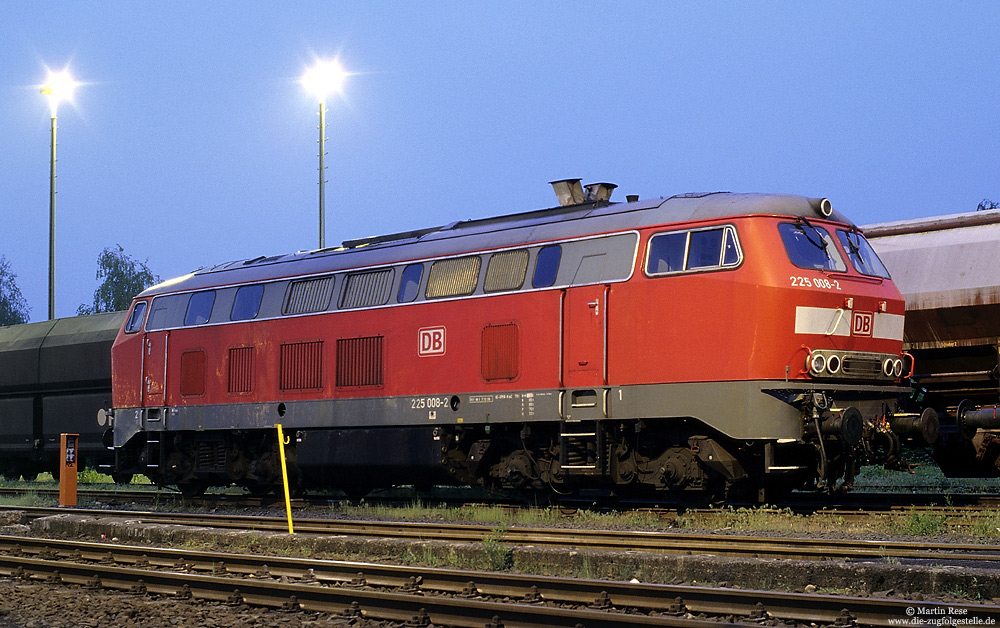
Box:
[2,2,998,321]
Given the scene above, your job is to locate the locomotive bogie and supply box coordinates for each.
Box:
[108,191,912,500]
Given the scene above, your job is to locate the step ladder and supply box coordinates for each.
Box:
[145,433,161,473]
[559,419,602,475]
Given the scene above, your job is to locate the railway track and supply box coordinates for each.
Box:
[1,534,995,627]
[4,484,1000,515]
[4,504,1000,566]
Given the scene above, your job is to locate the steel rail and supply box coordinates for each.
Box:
[4,504,1000,564]
[25,506,1000,564]
[1,535,995,627]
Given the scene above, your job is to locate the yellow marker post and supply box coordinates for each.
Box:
[276,423,294,534]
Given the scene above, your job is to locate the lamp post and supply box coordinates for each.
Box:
[40,70,78,320]
[301,59,347,250]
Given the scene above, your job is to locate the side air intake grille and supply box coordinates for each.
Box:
[228,346,255,394]
[280,341,324,390]
[337,336,384,387]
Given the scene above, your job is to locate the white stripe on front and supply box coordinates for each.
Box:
[794,306,904,341]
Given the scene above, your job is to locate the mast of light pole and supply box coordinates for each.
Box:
[318,100,326,249]
[40,69,77,321]
[48,114,57,320]
[301,59,346,250]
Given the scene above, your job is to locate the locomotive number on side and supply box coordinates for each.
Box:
[411,396,450,410]
[790,276,841,290]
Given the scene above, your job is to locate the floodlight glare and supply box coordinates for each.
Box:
[40,70,78,115]
[301,59,346,102]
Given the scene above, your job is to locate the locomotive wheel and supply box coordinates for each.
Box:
[245,482,274,496]
[112,473,134,485]
[20,471,38,482]
[177,480,208,498]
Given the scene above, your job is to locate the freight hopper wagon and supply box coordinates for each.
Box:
[109,183,921,501]
[866,209,1000,477]
[0,312,125,481]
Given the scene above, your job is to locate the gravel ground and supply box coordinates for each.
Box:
[3,505,1000,627]
[0,580,400,628]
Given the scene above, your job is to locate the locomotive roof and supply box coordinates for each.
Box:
[140,192,852,297]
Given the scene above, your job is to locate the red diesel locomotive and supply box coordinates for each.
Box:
[109,181,926,501]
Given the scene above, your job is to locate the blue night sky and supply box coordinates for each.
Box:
[2,2,998,320]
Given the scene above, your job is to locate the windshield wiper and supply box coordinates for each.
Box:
[844,227,863,259]
[795,217,832,260]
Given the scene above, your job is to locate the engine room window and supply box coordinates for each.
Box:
[426,256,481,299]
[124,301,147,334]
[532,245,561,288]
[837,230,891,278]
[398,264,423,303]
[184,291,216,326]
[646,226,741,275]
[484,249,528,293]
[230,285,264,321]
[778,222,847,272]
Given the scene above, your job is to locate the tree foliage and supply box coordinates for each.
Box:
[0,255,31,326]
[977,198,1000,212]
[78,245,160,315]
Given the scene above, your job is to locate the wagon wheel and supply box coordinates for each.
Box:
[111,473,135,485]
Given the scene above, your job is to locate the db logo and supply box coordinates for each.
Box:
[418,326,446,356]
[852,312,873,337]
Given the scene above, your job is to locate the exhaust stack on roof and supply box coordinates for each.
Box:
[549,179,617,206]
[584,182,617,202]
[549,178,584,206]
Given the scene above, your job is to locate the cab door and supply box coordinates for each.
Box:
[562,285,608,388]
[141,331,169,407]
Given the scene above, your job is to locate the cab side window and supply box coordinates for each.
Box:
[125,301,147,333]
[646,226,742,275]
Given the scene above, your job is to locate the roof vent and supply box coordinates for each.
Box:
[584,182,617,202]
[549,178,585,206]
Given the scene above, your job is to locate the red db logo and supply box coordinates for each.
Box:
[418,326,446,356]
[852,312,873,337]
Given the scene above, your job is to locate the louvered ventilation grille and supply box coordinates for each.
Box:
[228,346,254,394]
[340,269,394,309]
[337,336,384,387]
[195,441,226,471]
[280,341,324,390]
[484,250,528,293]
[284,276,333,314]
[842,355,882,379]
[481,323,520,380]
[426,256,481,299]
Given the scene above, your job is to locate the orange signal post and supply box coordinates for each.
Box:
[59,433,78,507]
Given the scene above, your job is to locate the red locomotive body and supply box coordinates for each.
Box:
[110,185,923,500]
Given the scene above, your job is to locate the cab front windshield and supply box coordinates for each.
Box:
[778,222,847,272]
[837,229,891,278]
